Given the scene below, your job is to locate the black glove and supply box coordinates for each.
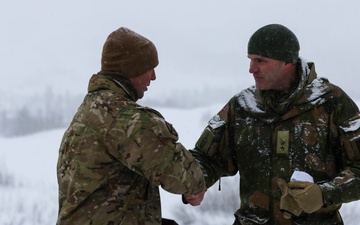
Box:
[182,194,188,204]
[162,218,179,225]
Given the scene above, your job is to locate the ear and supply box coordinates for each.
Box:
[284,62,296,72]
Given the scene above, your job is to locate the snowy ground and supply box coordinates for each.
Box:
[1,104,359,225]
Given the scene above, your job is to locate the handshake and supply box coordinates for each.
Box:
[277,171,324,219]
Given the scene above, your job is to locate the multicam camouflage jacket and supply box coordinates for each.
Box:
[191,59,360,225]
[56,74,205,225]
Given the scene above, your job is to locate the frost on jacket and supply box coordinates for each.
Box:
[192,59,360,224]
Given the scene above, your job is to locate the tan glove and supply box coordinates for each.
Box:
[276,178,303,219]
[288,181,324,214]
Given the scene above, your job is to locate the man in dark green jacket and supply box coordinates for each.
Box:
[184,24,360,224]
[56,27,205,225]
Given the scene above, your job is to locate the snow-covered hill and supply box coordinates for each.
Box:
[1,104,359,225]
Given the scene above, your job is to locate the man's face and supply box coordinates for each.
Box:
[129,69,156,99]
[248,54,293,91]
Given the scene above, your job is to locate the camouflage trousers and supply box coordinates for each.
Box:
[232,211,344,225]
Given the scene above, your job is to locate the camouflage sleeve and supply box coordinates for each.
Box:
[107,106,205,195]
[319,92,360,205]
[191,100,238,188]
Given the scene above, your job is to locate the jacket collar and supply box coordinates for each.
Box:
[236,58,332,123]
[88,73,138,101]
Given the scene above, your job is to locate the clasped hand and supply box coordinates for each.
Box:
[277,178,324,219]
[183,187,207,206]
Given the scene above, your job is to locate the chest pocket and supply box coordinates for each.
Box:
[234,118,272,168]
[234,117,271,149]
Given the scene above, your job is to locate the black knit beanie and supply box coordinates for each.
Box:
[101,27,159,77]
[248,24,300,64]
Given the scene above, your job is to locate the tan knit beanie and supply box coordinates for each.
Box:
[101,27,159,77]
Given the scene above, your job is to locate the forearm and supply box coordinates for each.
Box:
[320,165,360,205]
[140,140,206,195]
[190,149,227,188]
[324,97,360,204]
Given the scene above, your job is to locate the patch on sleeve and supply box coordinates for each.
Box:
[139,106,179,138]
[195,128,215,151]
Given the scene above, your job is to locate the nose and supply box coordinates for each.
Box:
[249,61,259,74]
[151,70,156,81]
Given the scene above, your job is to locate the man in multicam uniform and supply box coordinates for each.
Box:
[184,24,360,224]
[56,27,205,225]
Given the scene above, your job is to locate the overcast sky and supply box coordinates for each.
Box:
[2,0,360,105]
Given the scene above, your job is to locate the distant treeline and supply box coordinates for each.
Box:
[0,86,235,137]
[0,88,83,137]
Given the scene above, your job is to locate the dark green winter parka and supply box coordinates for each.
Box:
[192,59,360,225]
[57,74,205,225]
